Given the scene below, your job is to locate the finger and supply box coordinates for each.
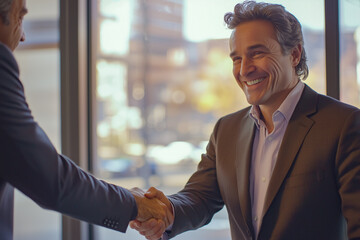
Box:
[142,219,165,239]
[150,219,166,239]
[152,198,168,219]
[135,218,158,232]
[145,187,166,201]
[146,233,163,240]
[145,195,173,226]
[129,220,141,229]
[130,187,145,196]
[144,186,158,198]
[145,188,172,211]
[144,220,165,240]
[145,236,158,240]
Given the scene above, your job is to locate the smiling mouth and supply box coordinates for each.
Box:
[246,78,265,86]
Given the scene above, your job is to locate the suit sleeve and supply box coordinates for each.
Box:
[0,43,137,232]
[336,109,360,239]
[166,119,224,238]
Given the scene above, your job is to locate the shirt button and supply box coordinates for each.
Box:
[262,177,266,182]
[254,216,258,222]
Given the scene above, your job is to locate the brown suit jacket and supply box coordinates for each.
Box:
[167,85,360,240]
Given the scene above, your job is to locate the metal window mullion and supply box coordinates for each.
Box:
[325,0,340,99]
[60,0,90,239]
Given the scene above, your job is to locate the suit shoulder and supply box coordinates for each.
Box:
[220,106,251,121]
[317,93,359,113]
[0,43,18,73]
[0,43,22,92]
[214,106,252,130]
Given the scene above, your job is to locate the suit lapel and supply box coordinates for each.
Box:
[262,85,318,217]
[236,111,256,236]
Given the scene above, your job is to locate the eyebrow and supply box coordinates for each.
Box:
[229,44,267,58]
[229,51,237,58]
[248,44,267,51]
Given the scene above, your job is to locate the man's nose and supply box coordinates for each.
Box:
[240,58,255,76]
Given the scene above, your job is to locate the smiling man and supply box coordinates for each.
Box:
[229,19,302,133]
[131,1,360,240]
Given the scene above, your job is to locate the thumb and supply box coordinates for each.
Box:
[145,187,172,211]
[129,220,141,229]
[144,186,158,199]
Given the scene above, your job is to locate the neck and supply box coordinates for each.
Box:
[258,80,300,133]
[258,107,274,133]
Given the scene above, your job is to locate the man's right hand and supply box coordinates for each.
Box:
[129,187,171,224]
[130,187,174,240]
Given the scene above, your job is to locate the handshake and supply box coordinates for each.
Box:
[129,187,174,240]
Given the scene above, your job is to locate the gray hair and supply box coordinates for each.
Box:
[0,0,13,25]
[224,1,309,80]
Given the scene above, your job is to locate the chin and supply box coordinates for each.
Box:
[246,97,261,106]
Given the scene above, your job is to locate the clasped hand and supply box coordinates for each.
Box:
[130,187,173,240]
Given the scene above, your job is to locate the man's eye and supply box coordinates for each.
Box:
[252,51,264,57]
[232,57,241,62]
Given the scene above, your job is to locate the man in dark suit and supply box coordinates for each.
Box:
[0,1,170,239]
[131,1,360,240]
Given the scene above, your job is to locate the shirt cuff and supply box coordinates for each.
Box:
[161,232,170,240]
[161,200,175,239]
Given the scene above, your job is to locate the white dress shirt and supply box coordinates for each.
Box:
[249,81,305,238]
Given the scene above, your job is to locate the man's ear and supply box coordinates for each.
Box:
[291,44,302,67]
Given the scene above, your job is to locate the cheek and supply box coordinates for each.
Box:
[17,20,23,33]
[232,64,241,80]
[13,17,22,30]
[232,64,237,77]
[232,65,242,86]
[266,56,284,78]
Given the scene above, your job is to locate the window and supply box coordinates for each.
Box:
[90,1,325,239]
[340,0,360,106]
[13,0,61,240]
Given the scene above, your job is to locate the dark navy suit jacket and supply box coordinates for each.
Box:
[0,43,137,240]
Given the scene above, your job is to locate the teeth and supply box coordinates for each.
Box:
[247,78,265,86]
